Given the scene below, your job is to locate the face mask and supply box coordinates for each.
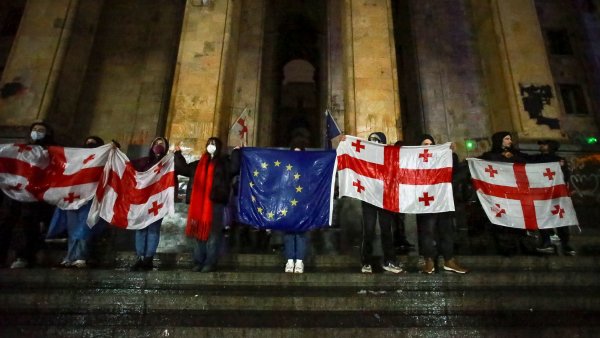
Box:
[207,144,217,155]
[30,131,45,141]
[152,144,165,155]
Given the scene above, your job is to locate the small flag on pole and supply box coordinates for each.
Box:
[325,109,341,149]
[229,108,252,146]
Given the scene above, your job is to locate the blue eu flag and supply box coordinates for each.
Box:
[237,148,337,231]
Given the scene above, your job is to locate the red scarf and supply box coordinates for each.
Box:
[185,154,215,241]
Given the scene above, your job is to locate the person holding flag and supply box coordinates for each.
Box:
[283,144,309,274]
[47,136,108,268]
[479,131,531,256]
[129,137,170,271]
[175,137,240,272]
[416,134,467,274]
[358,132,403,274]
[0,121,56,268]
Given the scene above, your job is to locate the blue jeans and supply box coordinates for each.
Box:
[193,204,224,268]
[65,208,90,261]
[283,232,307,260]
[135,219,163,258]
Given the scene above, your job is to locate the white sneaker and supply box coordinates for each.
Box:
[294,260,304,273]
[361,264,372,273]
[72,260,87,268]
[382,262,403,274]
[60,259,72,267]
[285,260,294,273]
[10,258,28,269]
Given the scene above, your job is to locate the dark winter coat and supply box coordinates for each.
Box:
[174,149,240,205]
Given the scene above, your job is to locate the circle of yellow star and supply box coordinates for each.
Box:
[251,195,256,202]
[280,208,288,216]
[253,170,259,177]
[267,211,274,219]
[295,185,303,193]
[274,160,281,167]
[286,164,293,171]
[293,172,301,180]
[249,182,254,188]
[257,207,263,214]
[261,162,268,169]
[290,199,298,206]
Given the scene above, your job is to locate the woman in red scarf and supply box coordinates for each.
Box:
[175,137,239,272]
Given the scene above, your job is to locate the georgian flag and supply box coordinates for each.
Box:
[336,136,454,213]
[0,143,110,209]
[0,143,49,202]
[44,144,112,209]
[87,148,175,229]
[467,158,578,229]
[228,108,252,146]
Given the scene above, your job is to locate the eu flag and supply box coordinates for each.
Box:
[237,148,337,231]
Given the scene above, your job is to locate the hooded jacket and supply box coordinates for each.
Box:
[417,134,435,145]
[132,137,170,172]
[368,132,387,144]
[481,131,527,163]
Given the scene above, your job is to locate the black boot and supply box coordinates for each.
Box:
[130,257,144,271]
[142,257,154,271]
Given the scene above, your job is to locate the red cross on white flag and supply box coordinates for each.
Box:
[467,158,578,230]
[0,143,49,202]
[0,143,111,209]
[87,148,175,230]
[336,136,455,213]
[228,108,252,146]
[43,144,112,209]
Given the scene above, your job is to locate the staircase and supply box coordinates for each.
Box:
[1,252,600,337]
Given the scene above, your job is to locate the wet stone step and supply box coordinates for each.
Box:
[2,289,599,313]
[2,326,600,338]
[1,270,599,290]
[2,311,600,330]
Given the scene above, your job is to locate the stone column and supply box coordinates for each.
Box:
[341,0,401,141]
[0,0,79,125]
[166,0,241,153]
[228,0,265,147]
[409,0,490,150]
[472,0,563,140]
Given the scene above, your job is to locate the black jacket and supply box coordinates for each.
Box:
[174,149,240,204]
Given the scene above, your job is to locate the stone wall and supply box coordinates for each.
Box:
[71,0,184,151]
[409,0,490,156]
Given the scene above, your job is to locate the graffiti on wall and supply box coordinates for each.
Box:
[519,83,561,129]
[569,153,600,202]
[567,152,600,228]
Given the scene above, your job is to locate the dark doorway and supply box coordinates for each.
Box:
[258,0,326,148]
[391,1,423,145]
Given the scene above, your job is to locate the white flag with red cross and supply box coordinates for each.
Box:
[87,148,175,229]
[336,136,455,213]
[228,108,252,146]
[0,143,110,209]
[467,158,578,229]
[44,144,112,209]
[0,143,49,202]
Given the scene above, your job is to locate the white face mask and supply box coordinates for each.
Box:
[207,144,217,155]
[30,130,45,141]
